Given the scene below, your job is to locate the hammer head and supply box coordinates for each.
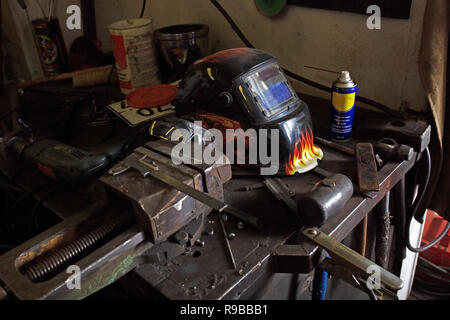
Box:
[374,138,414,162]
[298,174,354,227]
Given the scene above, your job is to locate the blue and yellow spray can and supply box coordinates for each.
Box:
[330,71,357,142]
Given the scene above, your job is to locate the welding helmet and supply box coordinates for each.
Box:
[173,48,323,176]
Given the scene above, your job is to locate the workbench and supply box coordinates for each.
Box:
[0,88,428,300]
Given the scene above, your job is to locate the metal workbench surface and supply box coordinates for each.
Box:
[0,93,423,300]
[129,144,415,300]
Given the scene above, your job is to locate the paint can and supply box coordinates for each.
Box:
[109,19,159,95]
[330,71,357,142]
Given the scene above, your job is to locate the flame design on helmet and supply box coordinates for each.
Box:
[285,129,324,175]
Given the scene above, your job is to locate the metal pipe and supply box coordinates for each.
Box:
[393,179,407,276]
[315,137,355,157]
[376,192,391,269]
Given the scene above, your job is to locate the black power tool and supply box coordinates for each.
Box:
[4,123,144,183]
[6,137,110,183]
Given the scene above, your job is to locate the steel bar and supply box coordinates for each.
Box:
[303,228,404,292]
[219,215,237,270]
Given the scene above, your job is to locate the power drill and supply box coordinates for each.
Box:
[5,137,111,183]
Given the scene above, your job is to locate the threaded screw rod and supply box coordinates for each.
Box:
[24,215,130,283]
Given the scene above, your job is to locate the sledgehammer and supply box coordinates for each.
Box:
[297,168,354,227]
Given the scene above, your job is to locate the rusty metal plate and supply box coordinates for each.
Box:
[355,143,380,192]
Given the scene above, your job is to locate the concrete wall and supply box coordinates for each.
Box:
[94,0,427,112]
[6,0,83,80]
[5,0,427,112]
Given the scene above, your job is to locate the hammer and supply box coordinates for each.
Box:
[297,168,354,227]
[373,138,414,162]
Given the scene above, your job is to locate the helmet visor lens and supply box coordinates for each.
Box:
[243,62,297,118]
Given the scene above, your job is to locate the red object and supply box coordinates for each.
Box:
[127,85,178,109]
[420,210,450,267]
[111,35,127,70]
[69,36,102,70]
[37,163,57,180]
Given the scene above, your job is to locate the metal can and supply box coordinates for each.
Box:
[32,18,68,76]
[330,71,357,142]
[154,24,209,83]
[109,19,159,95]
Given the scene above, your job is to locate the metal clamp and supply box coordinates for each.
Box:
[303,228,404,299]
[109,151,261,229]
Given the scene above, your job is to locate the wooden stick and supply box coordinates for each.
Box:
[18,65,114,88]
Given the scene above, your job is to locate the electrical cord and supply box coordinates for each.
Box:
[1,182,54,223]
[209,0,253,48]
[208,0,406,119]
[414,277,450,296]
[418,256,449,275]
[416,263,450,285]
[408,221,450,253]
[28,184,63,236]
[404,147,450,253]
[140,0,147,18]
[0,183,54,237]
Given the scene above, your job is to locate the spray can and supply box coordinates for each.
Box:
[330,71,357,142]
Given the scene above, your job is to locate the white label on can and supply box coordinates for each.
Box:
[110,20,158,94]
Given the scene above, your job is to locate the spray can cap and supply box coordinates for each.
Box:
[339,71,352,83]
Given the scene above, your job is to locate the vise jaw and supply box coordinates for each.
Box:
[100,140,232,243]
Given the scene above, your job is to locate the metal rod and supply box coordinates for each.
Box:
[393,178,407,276]
[304,65,340,75]
[358,216,368,257]
[219,214,237,270]
[315,137,355,157]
